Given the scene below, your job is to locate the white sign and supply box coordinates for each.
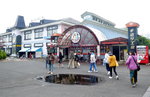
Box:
[36,52,42,58]
[71,32,81,43]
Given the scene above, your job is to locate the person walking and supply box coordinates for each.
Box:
[88,51,98,72]
[80,52,84,62]
[126,51,138,88]
[48,53,55,74]
[29,53,32,59]
[103,51,110,75]
[108,52,119,80]
[87,51,91,63]
[68,51,75,68]
[74,53,80,68]
[58,52,64,68]
[45,54,49,69]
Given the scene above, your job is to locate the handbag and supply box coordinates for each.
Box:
[132,56,140,71]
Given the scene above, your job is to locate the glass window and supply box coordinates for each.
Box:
[3,35,7,42]
[24,31,32,40]
[0,36,2,42]
[47,25,58,37]
[34,28,43,33]
[34,32,43,39]
[51,37,58,43]
[24,44,31,48]
[8,34,12,42]
[34,43,43,47]
[34,28,43,39]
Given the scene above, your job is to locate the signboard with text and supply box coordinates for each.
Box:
[128,27,138,53]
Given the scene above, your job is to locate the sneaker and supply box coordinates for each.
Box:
[94,70,98,73]
[48,71,51,74]
[109,76,113,79]
[88,70,92,73]
[116,76,119,80]
[107,71,110,75]
[132,84,136,88]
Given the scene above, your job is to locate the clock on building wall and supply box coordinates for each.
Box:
[71,32,81,43]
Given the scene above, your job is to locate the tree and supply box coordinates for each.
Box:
[137,35,150,48]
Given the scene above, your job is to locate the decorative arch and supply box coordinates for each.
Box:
[57,25,99,47]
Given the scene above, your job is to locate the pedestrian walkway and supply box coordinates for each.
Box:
[0,59,150,97]
[143,86,150,97]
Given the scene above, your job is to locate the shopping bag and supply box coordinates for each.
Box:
[116,61,119,67]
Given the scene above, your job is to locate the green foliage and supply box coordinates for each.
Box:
[137,35,150,48]
[0,50,7,60]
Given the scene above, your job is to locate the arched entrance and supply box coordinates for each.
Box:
[57,25,99,59]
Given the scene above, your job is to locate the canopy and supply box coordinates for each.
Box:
[19,48,30,52]
[100,37,128,45]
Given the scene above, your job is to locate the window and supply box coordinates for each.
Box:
[8,34,12,42]
[83,15,92,20]
[0,36,2,42]
[34,28,43,39]
[34,43,43,47]
[47,25,58,37]
[2,35,7,42]
[24,44,31,48]
[34,28,43,33]
[24,30,32,40]
[51,36,58,43]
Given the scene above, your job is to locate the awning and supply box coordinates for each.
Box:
[43,36,50,39]
[19,48,30,52]
[100,37,128,45]
[29,48,42,52]
[52,33,61,37]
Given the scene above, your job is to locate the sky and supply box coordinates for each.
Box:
[0,0,150,37]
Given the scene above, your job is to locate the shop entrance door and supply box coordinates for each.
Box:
[113,46,119,61]
[63,48,69,59]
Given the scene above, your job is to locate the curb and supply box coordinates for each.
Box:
[143,86,150,97]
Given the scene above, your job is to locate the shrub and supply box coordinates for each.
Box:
[0,50,7,60]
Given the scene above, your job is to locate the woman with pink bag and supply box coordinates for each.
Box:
[126,51,138,88]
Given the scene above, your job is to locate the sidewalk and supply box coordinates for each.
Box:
[143,86,150,97]
[0,59,150,97]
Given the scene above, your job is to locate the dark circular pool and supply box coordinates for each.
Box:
[45,74,103,85]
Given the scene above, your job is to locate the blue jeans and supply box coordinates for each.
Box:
[49,64,53,72]
[46,60,48,69]
[89,62,97,71]
[105,63,110,71]
[130,70,137,85]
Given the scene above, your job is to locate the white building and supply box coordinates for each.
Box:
[20,18,79,58]
[0,16,80,58]
[0,31,13,55]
